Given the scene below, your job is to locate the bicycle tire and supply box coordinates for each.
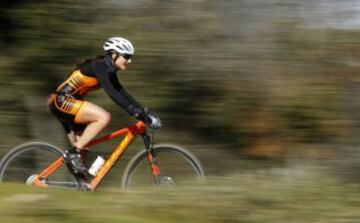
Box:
[122,144,205,190]
[0,142,77,188]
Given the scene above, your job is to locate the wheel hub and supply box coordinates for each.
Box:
[158,176,175,187]
[26,174,39,186]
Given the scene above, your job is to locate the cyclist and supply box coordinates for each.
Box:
[48,37,161,179]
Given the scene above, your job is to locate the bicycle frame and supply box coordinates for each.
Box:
[32,121,160,191]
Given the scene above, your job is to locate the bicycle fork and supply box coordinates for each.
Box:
[142,134,161,185]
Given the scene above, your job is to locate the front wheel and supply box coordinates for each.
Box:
[122,144,205,190]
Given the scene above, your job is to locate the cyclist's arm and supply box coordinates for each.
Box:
[109,74,144,110]
[92,62,145,118]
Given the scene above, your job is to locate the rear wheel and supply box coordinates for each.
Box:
[122,144,205,190]
[0,142,78,189]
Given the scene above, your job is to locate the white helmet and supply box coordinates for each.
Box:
[103,37,135,55]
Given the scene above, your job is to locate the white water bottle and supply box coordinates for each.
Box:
[88,156,105,176]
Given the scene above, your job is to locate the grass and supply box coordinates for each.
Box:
[0,170,359,223]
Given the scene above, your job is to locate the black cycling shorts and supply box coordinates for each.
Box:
[48,93,87,134]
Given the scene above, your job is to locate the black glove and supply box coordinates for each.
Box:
[134,108,161,129]
[134,108,146,121]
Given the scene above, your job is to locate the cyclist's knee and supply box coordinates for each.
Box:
[98,111,111,127]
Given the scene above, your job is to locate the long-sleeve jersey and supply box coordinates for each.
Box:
[55,55,145,117]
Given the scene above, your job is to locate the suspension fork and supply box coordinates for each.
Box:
[142,133,161,184]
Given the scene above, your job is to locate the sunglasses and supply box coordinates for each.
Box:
[121,54,132,60]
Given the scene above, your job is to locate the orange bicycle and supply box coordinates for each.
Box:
[0,121,204,191]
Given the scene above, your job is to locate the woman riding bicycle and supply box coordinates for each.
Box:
[48,37,161,179]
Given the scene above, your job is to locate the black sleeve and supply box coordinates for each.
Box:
[109,74,144,109]
[92,61,145,118]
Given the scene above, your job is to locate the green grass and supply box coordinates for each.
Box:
[0,171,359,223]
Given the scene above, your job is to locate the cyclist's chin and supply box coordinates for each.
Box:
[119,65,127,71]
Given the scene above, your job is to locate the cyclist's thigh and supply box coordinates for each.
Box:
[74,101,110,124]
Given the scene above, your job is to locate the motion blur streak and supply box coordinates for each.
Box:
[0,0,360,221]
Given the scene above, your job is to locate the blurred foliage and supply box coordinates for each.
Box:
[0,0,360,179]
[0,171,360,222]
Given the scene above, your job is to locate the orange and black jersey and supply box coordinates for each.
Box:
[55,55,145,118]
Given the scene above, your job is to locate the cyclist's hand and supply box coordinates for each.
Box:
[134,108,161,129]
[145,113,162,130]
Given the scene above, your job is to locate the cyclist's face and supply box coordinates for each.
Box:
[115,55,132,71]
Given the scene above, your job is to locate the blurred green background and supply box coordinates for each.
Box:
[1,0,360,222]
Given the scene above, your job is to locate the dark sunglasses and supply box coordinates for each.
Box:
[121,54,132,60]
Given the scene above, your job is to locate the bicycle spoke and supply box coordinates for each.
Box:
[0,142,76,187]
[122,144,204,190]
